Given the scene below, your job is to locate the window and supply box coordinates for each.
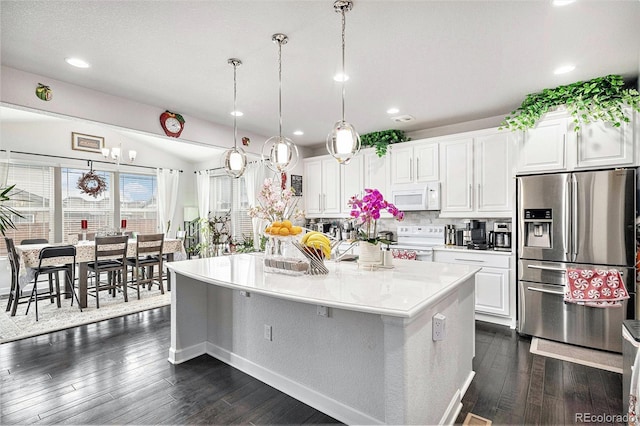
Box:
[120,172,158,234]
[61,167,113,240]
[1,164,54,253]
[209,175,252,242]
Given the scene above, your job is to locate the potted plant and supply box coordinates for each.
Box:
[500,74,640,132]
[0,185,22,236]
[360,129,409,157]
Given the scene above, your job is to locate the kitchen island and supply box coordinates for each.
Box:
[166,254,478,425]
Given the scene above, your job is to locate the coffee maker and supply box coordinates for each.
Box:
[489,222,512,251]
[465,220,488,250]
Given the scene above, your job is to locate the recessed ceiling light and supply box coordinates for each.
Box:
[552,0,576,6]
[65,57,90,68]
[554,64,575,75]
[230,111,243,117]
[391,115,415,123]
[293,130,304,136]
[386,107,400,115]
[333,72,349,82]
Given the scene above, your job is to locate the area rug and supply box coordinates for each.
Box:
[0,288,170,344]
[530,337,623,374]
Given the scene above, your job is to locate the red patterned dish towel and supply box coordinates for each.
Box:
[391,249,417,260]
[564,268,629,308]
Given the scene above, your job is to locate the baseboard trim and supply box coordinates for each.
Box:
[168,342,206,364]
[205,342,384,425]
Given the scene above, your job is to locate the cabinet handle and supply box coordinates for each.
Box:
[416,157,419,180]
[454,258,485,263]
[318,194,322,212]
[469,184,472,208]
[477,184,481,205]
[323,194,326,212]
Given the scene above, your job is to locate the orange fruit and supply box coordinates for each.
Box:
[270,227,281,235]
[291,226,302,235]
[279,227,290,236]
[282,220,292,229]
[272,221,282,228]
[264,226,272,234]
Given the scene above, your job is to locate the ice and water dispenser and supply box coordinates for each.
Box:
[523,209,552,249]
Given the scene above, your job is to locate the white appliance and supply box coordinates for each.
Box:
[390,182,440,211]
[394,225,444,261]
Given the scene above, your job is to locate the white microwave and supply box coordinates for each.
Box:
[390,182,440,211]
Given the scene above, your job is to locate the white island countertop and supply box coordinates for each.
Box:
[166,253,479,318]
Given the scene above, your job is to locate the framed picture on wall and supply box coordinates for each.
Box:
[291,174,302,196]
[71,132,104,153]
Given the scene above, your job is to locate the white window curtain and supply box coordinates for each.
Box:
[196,170,211,248]
[156,168,180,235]
[244,162,268,249]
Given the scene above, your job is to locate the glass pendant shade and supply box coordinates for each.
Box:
[263,135,299,173]
[326,120,360,164]
[224,146,247,178]
[223,57,247,178]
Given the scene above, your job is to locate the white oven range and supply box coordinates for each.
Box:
[393,225,444,261]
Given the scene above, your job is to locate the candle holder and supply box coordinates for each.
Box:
[81,220,88,241]
[120,219,127,235]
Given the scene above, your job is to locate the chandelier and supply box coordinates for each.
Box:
[222,58,248,178]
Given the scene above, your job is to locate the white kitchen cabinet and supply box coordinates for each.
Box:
[475,131,513,213]
[439,131,514,218]
[363,148,390,195]
[516,117,567,173]
[516,108,636,174]
[439,137,473,214]
[574,115,634,168]
[303,156,341,217]
[340,154,364,213]
[390,140,438,185]
[433,248,515,327]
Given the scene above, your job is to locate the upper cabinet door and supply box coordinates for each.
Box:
[364,148,390,196]
[475,131,513,213]
[575,110,635,169]
[390,145,413,185]
[440,138,474,213]
[415,143,439,182]
[322,158,341,214]
[340,155,364,213]
[516,118,567,174]
[304,159,323,214]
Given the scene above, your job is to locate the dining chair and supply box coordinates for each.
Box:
[127,233,164,299]
[5,238,30,316]
[25,245,80,321]
[20,238,49,245]
[87,235,129,308]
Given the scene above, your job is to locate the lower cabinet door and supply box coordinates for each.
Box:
[475,267,509,317]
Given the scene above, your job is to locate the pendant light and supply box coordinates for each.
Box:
[326,0,361,165]
[262,33,299,173]
[223,58,247,178]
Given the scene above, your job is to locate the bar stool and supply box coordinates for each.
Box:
[127,233,164,299]
[87,235,129,308]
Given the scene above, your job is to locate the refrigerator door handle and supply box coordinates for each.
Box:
[527,264,566,273]
[564,177,571,258]
[527,286,565,296]
[572,174,578,261]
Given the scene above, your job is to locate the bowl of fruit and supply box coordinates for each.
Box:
[291,231,340,275]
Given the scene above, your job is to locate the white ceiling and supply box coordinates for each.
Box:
[1,0,639,151]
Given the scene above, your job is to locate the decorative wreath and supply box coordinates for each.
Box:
[77,171,107,198]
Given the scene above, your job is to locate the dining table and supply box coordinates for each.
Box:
[16,238,186,308]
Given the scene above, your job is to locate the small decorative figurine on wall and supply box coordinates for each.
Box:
[242,137,250,146]
[35,83,52,101]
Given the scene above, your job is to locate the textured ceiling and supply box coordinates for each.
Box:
[1,0,639,151]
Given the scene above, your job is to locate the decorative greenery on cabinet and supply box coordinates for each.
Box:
[500,74,640,132]
[360,129,409,157]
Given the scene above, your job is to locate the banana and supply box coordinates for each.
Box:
[301,231,319,244]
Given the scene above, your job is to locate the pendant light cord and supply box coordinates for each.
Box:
[233,62,238,150]
[341,7,346,123]
[278,39,283,138]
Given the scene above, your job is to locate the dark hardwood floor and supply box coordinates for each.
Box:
[0,307,624,425]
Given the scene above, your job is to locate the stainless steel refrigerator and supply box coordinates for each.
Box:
[517,168,636,353]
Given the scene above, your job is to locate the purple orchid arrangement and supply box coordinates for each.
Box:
[348,188,404,244]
